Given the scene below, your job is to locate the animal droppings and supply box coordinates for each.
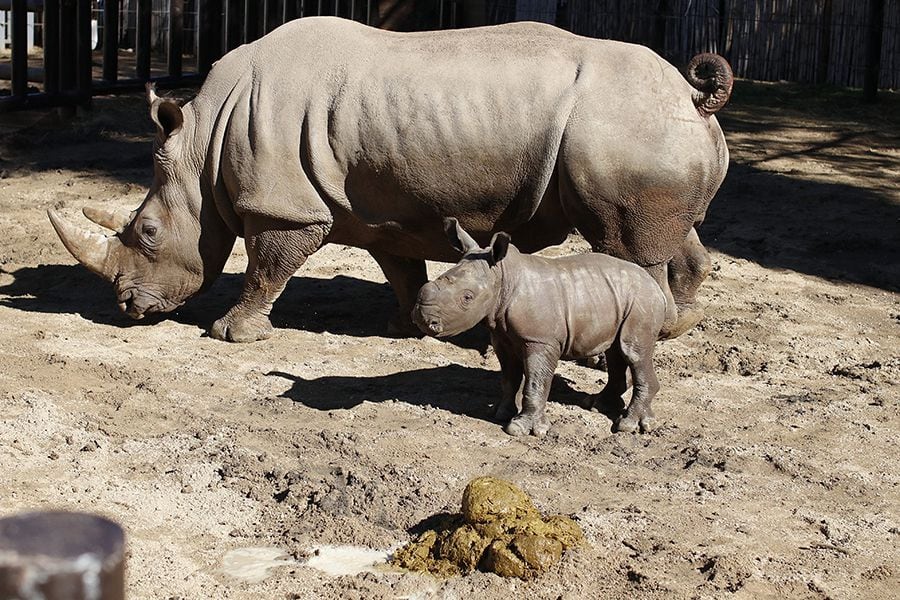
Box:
[391,476,584,579]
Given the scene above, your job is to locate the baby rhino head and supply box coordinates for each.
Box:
[412,219,511,338]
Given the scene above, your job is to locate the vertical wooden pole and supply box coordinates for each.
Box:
[198,0,223,73]
[816,0,832,84]
[169,0,184,78]
[43,0,60,95]
[103,0,120,82]
[136,0,151,80]
[59,0,76,91]
[225,0,242,49]
[863,0,884,101]
[76,0,92,105]
[10,0,27,98]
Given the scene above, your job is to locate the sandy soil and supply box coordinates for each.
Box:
[0,81,898,599]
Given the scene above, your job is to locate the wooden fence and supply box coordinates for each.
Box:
[1,0,897,113]
[494,0,899,89]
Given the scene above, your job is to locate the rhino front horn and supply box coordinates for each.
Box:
[47,209,122,281]
[83,205,134,234]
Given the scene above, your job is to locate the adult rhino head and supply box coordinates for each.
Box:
[48,84,234,320]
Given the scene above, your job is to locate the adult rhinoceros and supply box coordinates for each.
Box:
[49,16,732,342]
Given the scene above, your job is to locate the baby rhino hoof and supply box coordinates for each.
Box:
[614,413,655,434]
[504,414,550,438]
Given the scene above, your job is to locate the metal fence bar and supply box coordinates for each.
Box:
[10,0,27,99]
[244,0,260,42]
[103,0,120,82]
[59,0,77,92]
[169,0,185,78]
[43,0,60,95]
[198,0,224,73]
[225,0,242,49]
[136,0,152,80]
[76,0,91,102]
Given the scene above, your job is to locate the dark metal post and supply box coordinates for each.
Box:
[43,0,61,95]
[76,0,92,104]
[136,0,152,80]
[169,0,185,78]
[0,512,125,600]
[244,0,260,42]
[59,0,76,91]
[11,0,28,99]
[225,0,242,49]
[198,0,224,73]
[103,0,120,82]
[863,0,884,102]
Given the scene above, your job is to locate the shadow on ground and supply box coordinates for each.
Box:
[702,164,899,292]
[268,364,591,424]
[0,264,490,351]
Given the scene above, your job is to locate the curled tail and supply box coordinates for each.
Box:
[686,53,733,117]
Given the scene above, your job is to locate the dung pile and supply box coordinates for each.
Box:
[391,476,584,579]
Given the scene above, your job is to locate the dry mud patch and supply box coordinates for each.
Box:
[1,83,898,598]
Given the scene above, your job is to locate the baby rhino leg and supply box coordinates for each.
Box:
[614,317,661,434]
[505,345,557,437]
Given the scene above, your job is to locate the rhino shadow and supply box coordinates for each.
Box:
[185,272,491,352]
[0,264,142,327]
[707,92,900,292]
[268,365,590,424]
[0,265,490,351]
[702,163,900,292]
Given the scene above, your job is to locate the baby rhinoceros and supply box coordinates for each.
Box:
[412,219,668,437]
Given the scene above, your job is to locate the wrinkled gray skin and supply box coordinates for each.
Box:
[413,220,667,436]
[47,17,731,343]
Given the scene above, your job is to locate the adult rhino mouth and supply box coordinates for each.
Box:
[116,286,181,320]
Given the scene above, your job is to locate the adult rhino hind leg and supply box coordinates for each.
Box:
[368,250,429,337]
[666,227,713,337]
[210,219,330,342]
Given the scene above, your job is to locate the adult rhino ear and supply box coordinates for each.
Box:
[444,218,480,255]
[146,82,184,142]
[489,232,511,264]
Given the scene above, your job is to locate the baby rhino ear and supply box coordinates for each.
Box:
[489,232,511,263]
[444,217,480,254]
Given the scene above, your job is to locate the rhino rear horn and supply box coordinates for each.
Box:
[83,206,134,234]
[48,209,123,281]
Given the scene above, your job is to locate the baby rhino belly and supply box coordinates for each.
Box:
[560,297,624,359]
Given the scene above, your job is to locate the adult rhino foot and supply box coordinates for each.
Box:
[614,411,655,434]
[504,414,550,438]
[659,306,705,340]
[210,313,274,343]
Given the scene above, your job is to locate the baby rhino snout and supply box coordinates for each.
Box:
[412,282,444,336]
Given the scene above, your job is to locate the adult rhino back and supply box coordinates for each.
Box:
[49,17,732,342]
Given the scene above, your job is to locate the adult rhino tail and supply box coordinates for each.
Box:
[686,53,733,117]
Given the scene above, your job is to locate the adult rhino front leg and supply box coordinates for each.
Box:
[368,250,428,337]
[210,217,330,342]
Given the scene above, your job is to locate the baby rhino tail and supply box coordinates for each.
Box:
[686,53,734,117]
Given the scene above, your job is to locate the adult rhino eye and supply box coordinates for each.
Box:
[142,224,157,237]
[462,291,474,304]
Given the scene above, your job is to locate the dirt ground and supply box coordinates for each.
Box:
[0,80,898,599]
